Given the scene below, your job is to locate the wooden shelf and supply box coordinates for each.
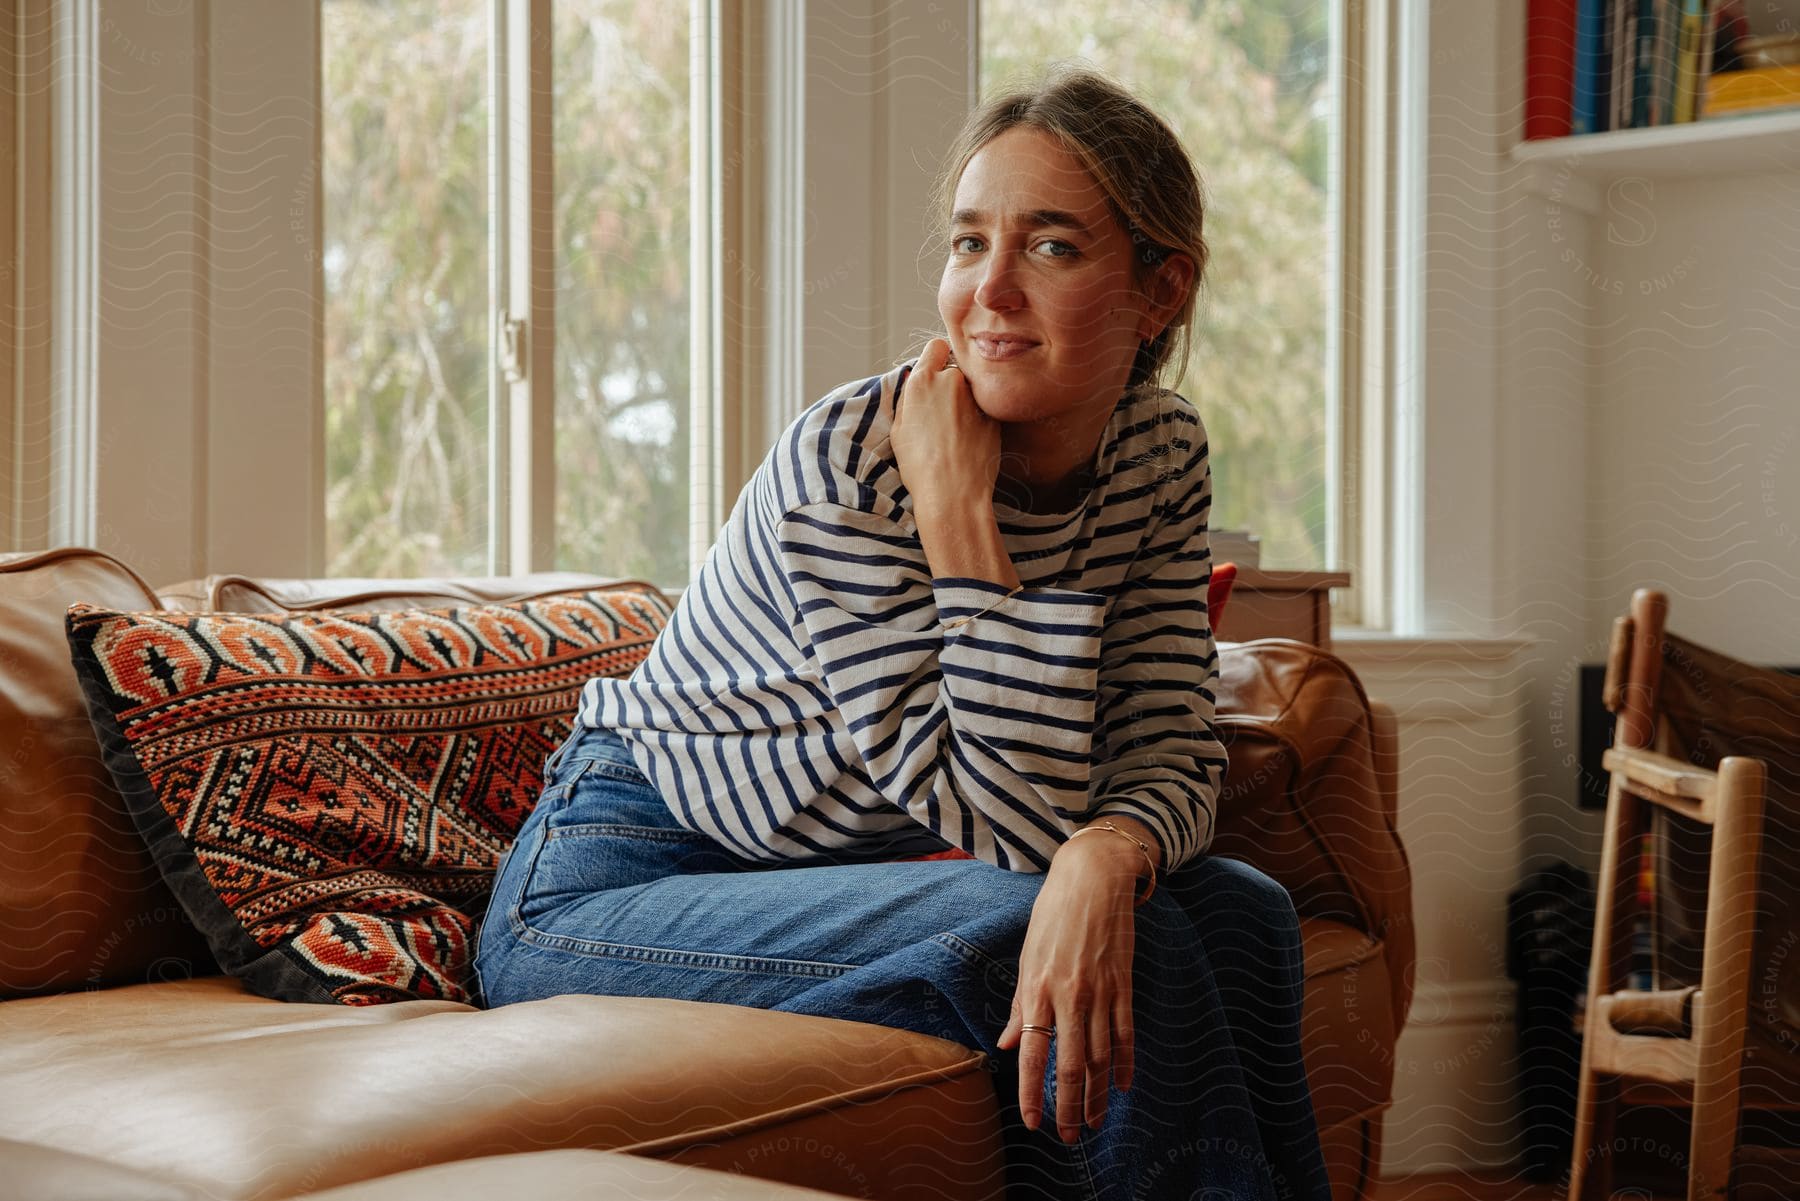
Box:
[1513,108,1800,213]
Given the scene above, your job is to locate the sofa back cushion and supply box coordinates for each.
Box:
[65,588,671,1005]
[0,549,218,998]
[155,572,651,613]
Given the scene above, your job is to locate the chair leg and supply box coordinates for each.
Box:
[1686,757,1767,1201]
[1569,1066,1618,1201]
[1570,770,1643,1201]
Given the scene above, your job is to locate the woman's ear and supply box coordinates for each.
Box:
[1137,252,1197,342]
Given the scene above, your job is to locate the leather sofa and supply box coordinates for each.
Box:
[0,547,1413,1200]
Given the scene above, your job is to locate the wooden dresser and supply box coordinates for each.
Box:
[1223,568,1349,648]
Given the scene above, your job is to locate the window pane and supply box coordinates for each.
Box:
[552,0,692,587]
[321,1,490,577]
[980,2,1333,570]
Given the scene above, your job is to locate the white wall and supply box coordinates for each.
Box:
[75,0,320,586]
[1583,170,1800,665]
[1368,0,1800,1177]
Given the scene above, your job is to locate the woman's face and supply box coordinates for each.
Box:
[937,127,1161,425]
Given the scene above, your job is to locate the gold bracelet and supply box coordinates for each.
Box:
[1066,821,1158,906]
[942,584,1023,631]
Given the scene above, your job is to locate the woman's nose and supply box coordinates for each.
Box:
[973,253,1024,311]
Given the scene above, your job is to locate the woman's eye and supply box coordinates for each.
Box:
[1035,239,1078,259]
[951,235,984,255]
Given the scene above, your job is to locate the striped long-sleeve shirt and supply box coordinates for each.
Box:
[578,359,1226,873]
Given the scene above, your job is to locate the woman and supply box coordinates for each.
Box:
[477,66,1331,1201]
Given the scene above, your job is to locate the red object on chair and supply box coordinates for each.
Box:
[1209,561,1237,639]
[896,562,1240,864]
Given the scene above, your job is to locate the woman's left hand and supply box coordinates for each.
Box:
[996,836,1144,1144]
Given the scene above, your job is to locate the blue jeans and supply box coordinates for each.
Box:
[475,724,1331,1201]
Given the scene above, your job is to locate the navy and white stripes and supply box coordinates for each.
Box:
[578,360,1225,873]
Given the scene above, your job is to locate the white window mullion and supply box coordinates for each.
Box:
[1327,0,1411,634]
[493,0,555,577]
[698,0,780,599]
[50,0,98,550]
[690,0,720,588]
[1390,0,1426,636]
[487,0,511,574]
[764,1,806,449]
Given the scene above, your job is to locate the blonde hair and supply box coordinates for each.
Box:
[934,65,1208,392]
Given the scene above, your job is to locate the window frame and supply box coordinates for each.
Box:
[970,0,1403,630]
[14,0,1410,634]
[7,1,68,552]
[1335,0,1406,632]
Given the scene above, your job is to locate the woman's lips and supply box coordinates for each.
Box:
[972,335,1040,361]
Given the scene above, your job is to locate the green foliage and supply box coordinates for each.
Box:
[322,0,691,585]
[983,0,1332,568]
[322,0,492,577]
[549,0,691,586]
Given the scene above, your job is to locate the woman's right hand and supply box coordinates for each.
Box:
[890,338,1004,514]
[997,834,1143,1144]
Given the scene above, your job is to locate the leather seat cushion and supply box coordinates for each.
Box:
[1299,916,1396,1130]
[0,977,1003,1201]
[293,1149,860,1200]
[0,1141,862,1201]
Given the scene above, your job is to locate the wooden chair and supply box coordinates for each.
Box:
[1568,589,1800,1201]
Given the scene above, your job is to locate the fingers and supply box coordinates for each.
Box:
[1053,1022,1089,1144]
[918,336,953,373]
[1085,1009,1112,1132]
[1112,991,1136,1095]
[996,997,1021,1052]
[1009,1010,1118,1143]
[1015,1022,1051,1134]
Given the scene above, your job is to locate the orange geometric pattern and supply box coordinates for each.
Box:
[66,590,670,1006]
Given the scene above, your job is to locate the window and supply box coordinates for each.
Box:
[322,2,491,577]
[320,0,695,588]
[550,1,692,586]
[981,1,1338,574]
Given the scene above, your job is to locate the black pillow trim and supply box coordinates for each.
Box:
[66,611,337,1005]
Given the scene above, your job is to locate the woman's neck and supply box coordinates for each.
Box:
[993,461,1094,514]
[994,400,1113,513]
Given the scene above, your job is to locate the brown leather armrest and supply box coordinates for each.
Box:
[1212,638,1414,1034]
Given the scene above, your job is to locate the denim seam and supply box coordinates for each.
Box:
[545,823,712,846]
[930,934,1104,1197]
[1071,1130,1105,1200]
[931,931,1018,987]
[514,923,861,978]
[557,756,648,785]
[503,812,560,940]
[538,756,599,805]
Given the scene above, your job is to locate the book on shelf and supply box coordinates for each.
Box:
[1671,0,1705,123]
[1610,0,1633,131]
[1526,0,1580,139]
[1704,62,1800,114]
[1571,0,1614,133]
[1629,0,1656,128]
[1209,529,1261,570]
[1523,0,1787,137]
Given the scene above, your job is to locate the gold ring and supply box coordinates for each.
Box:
[1019,1023,1054,1037]
[944,362,961,372]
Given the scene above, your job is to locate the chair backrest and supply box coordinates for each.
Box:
[1603,590,1800,1068]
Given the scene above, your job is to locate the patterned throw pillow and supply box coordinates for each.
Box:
[65,589,670,1006]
